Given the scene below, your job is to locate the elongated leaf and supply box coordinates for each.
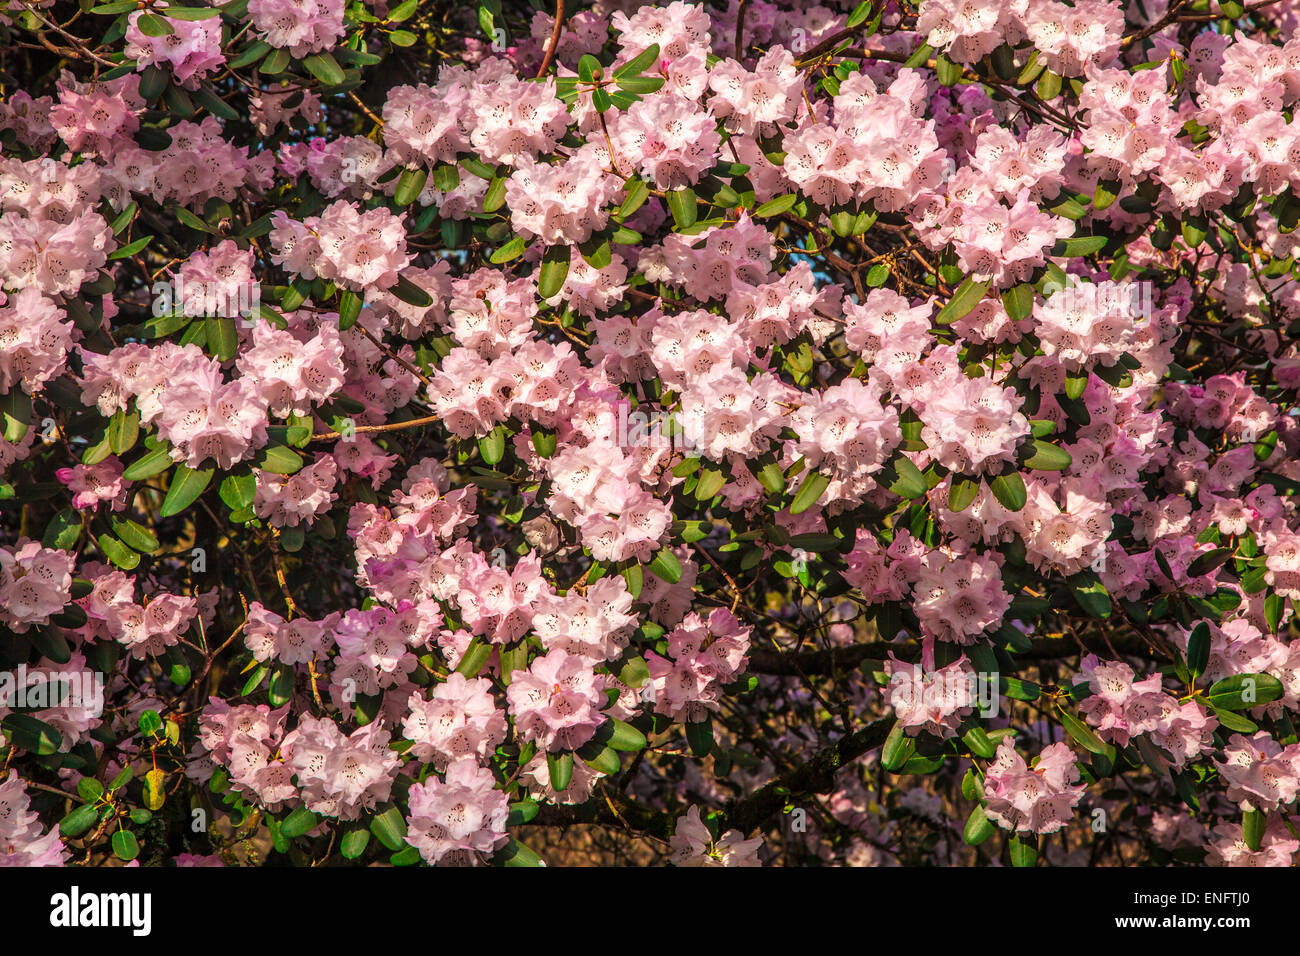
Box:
[538,246,571,299]
[1023,440,1071,471]
[547,751,574,791]
[988,470,1027,512]
[1057,707,1108,754]
[789,470,830,515]
[935,275,990,325]
[302,52,345,86]
[110,517,159,553]
[1186,621,1210,679]
[647,547,682,584]
[607,719,647,752]
[2,714,63,755]
[614,42,660,79]
[160,465,214,517]
[1052,236,1108,257]
[882,454,927,499]
[280,806,319,839]
[963,805,994,845]
[667,188,698,228]
[370,807,408,850]
[753,194,797,219]
[1205,673,1283,711]
[948,474,980,513]
[394,167,427,206]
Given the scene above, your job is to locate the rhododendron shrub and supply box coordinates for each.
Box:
[1,0,1299,870]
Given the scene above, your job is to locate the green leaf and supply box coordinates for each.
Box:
[106,408,138,455]
[1094,178,1121,211]
[1057,707,1108,755]
[988,470,1027,512]
[160,465,214,517]
[370,807,408,851]
[577,53,601,83]
[1052,236,1108,258]
[499,837,544,867]
[1186,621,1211,679]
[205,316,238,362]
[948,474,980,513]
[1070,572,1112,619]
[1000,677,1041,702]
[667,188,698,228]
[0,390,31,443]
[963,805,995,845]
[256,444,303,475]
[111,830,140,861]
[394,167,427,206]
[607,719,647,752]
[584,745,621,775]
[43,509,82,551]
[268,662,294,706]
[614,42,659,79]
[490,236,528,264]
[1211,705,1258,734]
[695,465,726,501]
[685,719,714,757]
[935,52,962,86]
[1243,809,1265,852]
[1000,283,1035,321]
[1265,592,1285,634]
[614,75,663,95]
[789,470,831,515]
[1064,368,1088,400]
[963,726,996,759]
[98,533,141,570]
[483,176,506,213]
[934,275,990,325]
[647,547,682,584]
[881,721,913,771]
[1188,547,1231,578]
[1023,440,1071,471]
[2,714,63,755]
[547,751,574,791]
[280,806,319,839]
[881,454,927,499]
[538,246,571,299]
[301,52,345,86]
[340,828,371,859]
[136,12,173,36]
[1008,834,1037,867]
[904,41,934,69]
[619,178,650,219]
[753,193,798,219]
[1205,673,1283,711]
[143,768,166,811]
[110,517,159,554]
[229,39,272,69]
[478,426,506,466]
[432,163,460,194]
[622,561,643,599]
[455,637,493,677]
[60,803,100,838]
[108,234,153,260]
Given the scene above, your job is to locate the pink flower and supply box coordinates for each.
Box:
[406,758,510,865]
[983,738,1086,835]
[506,648,607,752]
[669,806,762,866]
